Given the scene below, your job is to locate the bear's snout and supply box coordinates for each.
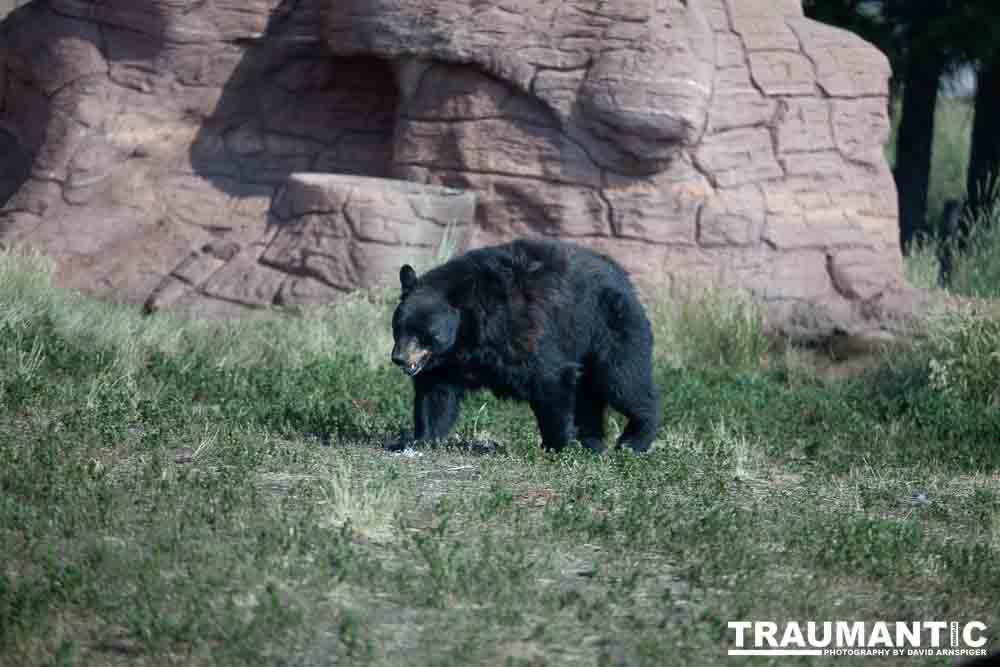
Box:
[391,340,430,377]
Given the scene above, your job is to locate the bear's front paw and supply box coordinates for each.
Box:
[383,434,413,452]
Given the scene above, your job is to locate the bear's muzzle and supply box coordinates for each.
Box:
[391,340,431,377]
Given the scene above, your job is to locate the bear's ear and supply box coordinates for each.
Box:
[399,264,418,295]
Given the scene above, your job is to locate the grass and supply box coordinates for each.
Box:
[888,96,975,237]
[650,287,771,374]
[902,180,1000,302]
[903,233,943,290]
[946,212,1000,299]
[1,250,999,665]
[925,98,975,235]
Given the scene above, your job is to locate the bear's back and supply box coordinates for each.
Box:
[418,240,635,316]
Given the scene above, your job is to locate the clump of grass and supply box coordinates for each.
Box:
[650,288,771,373]
[320,460,400,541]
[924,303,1000,407]
[706,419,761,481]
[948,210,1000,299]
[0,248,58,327]
[903,233,942,290]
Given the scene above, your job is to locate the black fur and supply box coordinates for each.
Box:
[390,239,659,453]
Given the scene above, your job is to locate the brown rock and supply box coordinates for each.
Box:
[274,276,346,307]
[159,174,273,238]
[695,128,784,188]
[725,0,804,20]
[752,250,833,301]
[779,151,848,179]
[66,137,129,194]
[404,63,516,122]
[714,33,748,69]
[262,213,357,290]
[4,7,105,96]
[171,250,227,286]
[200,245,287,308]
[314,134,393,177]
[605,158,709,245]
[414,170,611,240]
[730,15,799,52]
[830,248,904,300]
[832,98,891,165]
[699,185,765,247]
[0,0,911,339]
[263,173,476,291]
[775,99,834,154]
[326,0,715,169]
[763,210,868,251]
[707,66,779,134]
[703,0,731,32]
[748,51,817,96]
[395,117,602,188]
[789,18,891,98]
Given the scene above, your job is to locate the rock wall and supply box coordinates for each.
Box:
[0,0,922,339]
[1,0,401,315]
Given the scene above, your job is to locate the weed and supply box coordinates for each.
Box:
[320,459,400,540]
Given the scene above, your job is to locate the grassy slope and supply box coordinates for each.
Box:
[1,253,999,666]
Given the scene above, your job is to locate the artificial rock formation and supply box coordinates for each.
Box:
[0,0,922,339]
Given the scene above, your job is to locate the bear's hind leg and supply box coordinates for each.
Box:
[599,288,659,453]
[605,361,659,453]
[574,383,607,453]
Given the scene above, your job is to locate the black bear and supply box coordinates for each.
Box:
[390,239,659,453]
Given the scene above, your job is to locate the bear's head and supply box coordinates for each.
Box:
[390,264,460,377]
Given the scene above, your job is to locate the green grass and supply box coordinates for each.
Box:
[947,212,1000,299]
[903,188,1000,301]
[888,96,974,236]
[926,97,975,234]
[650,287,771,374]
[1,251,999,665]
[903,233,942,290]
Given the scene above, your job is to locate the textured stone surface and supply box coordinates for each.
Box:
[259,173,476,291]
[0,0,922,339]
[325,0,714,172]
